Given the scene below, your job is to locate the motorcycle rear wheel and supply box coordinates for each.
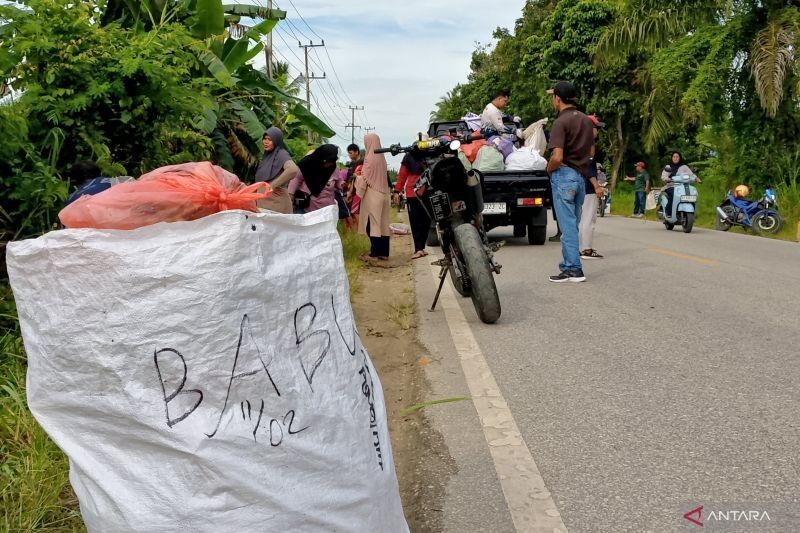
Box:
[448,245,471,297]
[453,223,501,324]
[716,205,734,231]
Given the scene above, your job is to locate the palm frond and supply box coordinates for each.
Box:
[750,17,796,118]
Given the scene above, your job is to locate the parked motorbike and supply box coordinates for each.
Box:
[376,136,502,324]
[656,175,698,233]
[715,188,783,235]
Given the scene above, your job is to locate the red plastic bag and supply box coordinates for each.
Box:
[59,162,271,230]
[460,139,488,163]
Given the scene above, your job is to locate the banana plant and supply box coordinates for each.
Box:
[101,0,335,171]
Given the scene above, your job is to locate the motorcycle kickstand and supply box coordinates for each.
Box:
[430,265,448,312]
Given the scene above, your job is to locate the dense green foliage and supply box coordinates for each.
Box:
[432,0,800,198]
[0,0,333,241]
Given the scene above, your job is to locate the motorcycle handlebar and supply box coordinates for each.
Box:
[373,146,402,154]
[373,134,481,156]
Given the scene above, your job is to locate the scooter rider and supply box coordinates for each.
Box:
[661,152,701,215]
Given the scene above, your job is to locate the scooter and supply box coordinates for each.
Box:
[656,175,698,233]
[715,188,783,235]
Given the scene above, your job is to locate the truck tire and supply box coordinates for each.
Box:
[453,224,501,324]
[527,223,547,245]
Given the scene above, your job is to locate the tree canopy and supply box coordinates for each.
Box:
[431,0,800,191]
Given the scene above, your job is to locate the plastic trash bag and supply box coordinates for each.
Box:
[646,189,660,210]
[460,112,482,132]
[7,206,408,533]
[522,118,548,156]
[59,162,270,230]
[474,145,506,172]
[457,150,473,171]
[504,146,548,171]
[460,139,488,163]
[488,136,515,160]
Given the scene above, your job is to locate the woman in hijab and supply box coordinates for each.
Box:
[290,144,342,213]
[356,133,391,260]
[393,151,429,259]
[660,152,700,215]
[255,127,299,214]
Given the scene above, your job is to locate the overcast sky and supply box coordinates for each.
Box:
[250,1,527,167]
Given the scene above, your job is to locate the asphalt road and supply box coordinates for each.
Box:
[415,214,800,532]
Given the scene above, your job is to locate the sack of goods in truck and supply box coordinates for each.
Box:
[460,112,482,132]
[474,145,506,172]
[504,146,548,171]
[460,138,488,163]
[488,136,515,160]
[521,118,548,156]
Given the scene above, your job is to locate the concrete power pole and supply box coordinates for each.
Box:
[297,41,326,112]
[346,105,365,144]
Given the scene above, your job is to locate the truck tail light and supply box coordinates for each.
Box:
[517,198,543,206]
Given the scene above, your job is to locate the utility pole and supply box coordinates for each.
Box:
[265,0,273,79]
[346,105,365,144]
[298,41,326,112]
[364,126,376,133]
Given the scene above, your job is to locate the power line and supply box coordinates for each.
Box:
[285,0,324,41]
[273,0,356,106]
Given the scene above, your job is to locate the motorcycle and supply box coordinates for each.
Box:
[715,188,783,235]
[656,175,698,233]
[376,136,502,324]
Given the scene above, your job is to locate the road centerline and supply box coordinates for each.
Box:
[648,246,720,266]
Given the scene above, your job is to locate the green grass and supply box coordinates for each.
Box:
[611,177,800,241]
[0,287,85,532]
[0,227,372,531]
[338,224,371,298]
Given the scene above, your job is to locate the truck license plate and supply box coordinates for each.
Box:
[483,202,507,215]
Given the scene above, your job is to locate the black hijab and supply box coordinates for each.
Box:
[401,153,424,175]
[665,152,685,178]
[298,144,339,196]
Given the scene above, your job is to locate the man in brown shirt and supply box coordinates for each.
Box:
[545,81,595,282]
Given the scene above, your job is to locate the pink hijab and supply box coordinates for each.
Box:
[359,133,389,194]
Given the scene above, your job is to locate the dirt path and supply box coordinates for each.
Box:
[351,225,456,533]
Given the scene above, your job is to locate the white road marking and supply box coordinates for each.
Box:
[428,262,568,533]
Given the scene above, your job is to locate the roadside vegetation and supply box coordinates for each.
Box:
[431,0,800,235]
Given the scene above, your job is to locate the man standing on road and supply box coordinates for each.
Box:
[545,81,596,283]
[624,161,650,218]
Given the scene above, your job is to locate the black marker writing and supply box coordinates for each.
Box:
[331,295,358,356]
[358,353,384,470]
[294,303,331,390]
[154,348,203,428]
[206,315,281,438]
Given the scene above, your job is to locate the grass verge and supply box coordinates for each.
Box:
[0,286,85,532]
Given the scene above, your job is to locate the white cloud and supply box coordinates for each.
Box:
[255,0,527,166]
